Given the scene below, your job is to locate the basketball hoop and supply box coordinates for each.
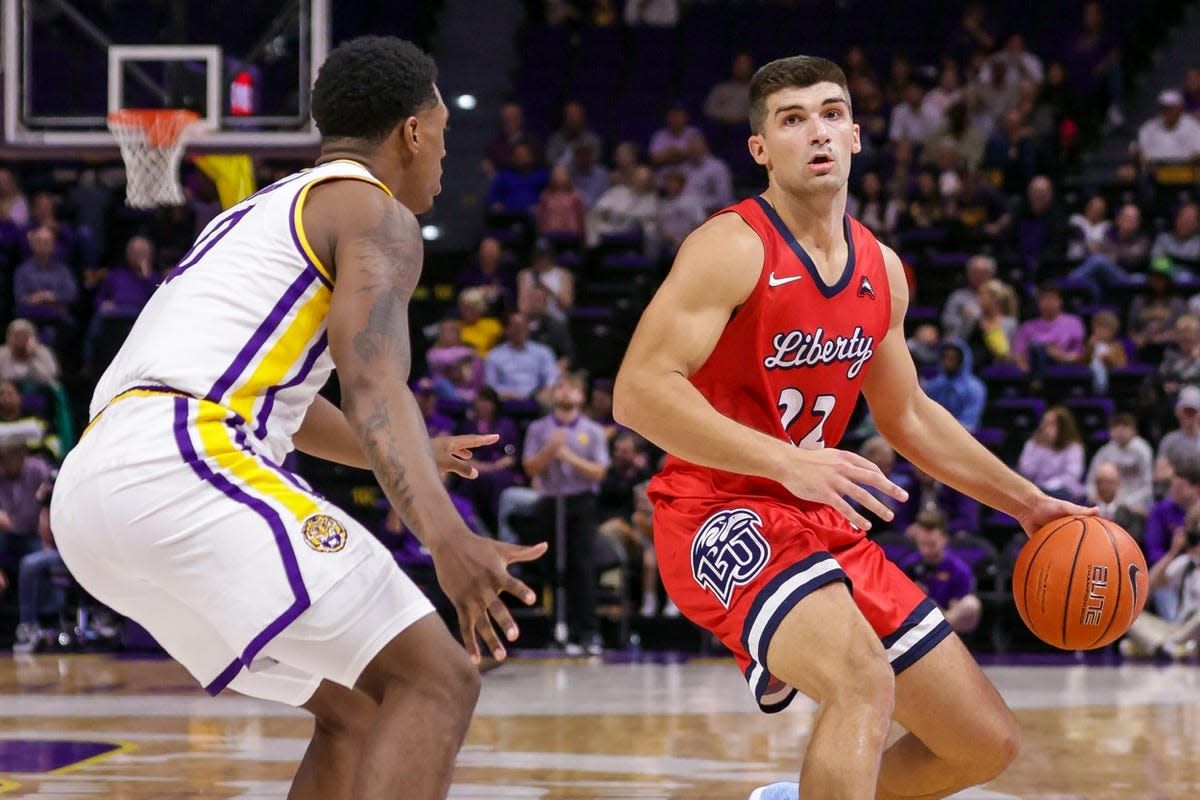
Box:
[107,109,202,209]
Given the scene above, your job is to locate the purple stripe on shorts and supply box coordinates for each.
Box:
[253,331,328,440]
[206,269,316,406]
[226,419,312,497]
[204,659,243,697]
[289,189,334,291]
[172,397,311,696]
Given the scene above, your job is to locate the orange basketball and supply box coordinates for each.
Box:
[1012,515,1149,650]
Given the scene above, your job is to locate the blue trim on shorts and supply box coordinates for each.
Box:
[739,553,851,665]
[887,598,954,675]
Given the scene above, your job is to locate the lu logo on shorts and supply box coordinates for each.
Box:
[690,508,771,607]
[302,514,349,553]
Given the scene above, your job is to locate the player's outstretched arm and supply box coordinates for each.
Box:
[315,182,546,662]
[614,214,906,530]
[293,393,499,479]
[862,245,1095,535]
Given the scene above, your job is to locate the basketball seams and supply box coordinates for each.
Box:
[1088,518,1124,649]
[1017,517,1078,633]
[1059,519,1088,648]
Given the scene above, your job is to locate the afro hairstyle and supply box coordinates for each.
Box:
[311,36,438,142]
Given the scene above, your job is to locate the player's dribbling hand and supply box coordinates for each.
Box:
[1016,494,1098,537]
[430,433,500,479]
[776,447,909,531]
[433,533,548,664]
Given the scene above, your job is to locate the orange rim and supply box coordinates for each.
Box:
[107,108,201,147]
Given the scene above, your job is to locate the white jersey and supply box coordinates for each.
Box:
[93,159,391,463]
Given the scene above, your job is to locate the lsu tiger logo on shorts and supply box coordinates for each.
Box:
[302,514,348,553]
[691,508,770,608]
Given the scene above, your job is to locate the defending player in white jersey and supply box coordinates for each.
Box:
[50,36,545,800]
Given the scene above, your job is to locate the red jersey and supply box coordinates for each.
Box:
[649,195,892,506]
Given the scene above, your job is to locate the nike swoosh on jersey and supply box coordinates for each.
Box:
[768,272,804,287]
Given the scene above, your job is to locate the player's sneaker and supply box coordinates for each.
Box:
[1119,637,1151,660]
[747,782,798,800]
[13,623,42,654]
[1165,639,1198,661]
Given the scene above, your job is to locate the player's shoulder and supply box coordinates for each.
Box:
[675,211,764,275]
[303,176,416,276]
[306,175,414,231]
[664,212,765,304]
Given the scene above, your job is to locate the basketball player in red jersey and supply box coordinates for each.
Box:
[614,56,1095,799]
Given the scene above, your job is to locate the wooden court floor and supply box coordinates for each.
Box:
[1,653,1199,798]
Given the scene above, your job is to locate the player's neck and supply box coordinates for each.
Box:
[763,186,847,254]
[315,145,396,188]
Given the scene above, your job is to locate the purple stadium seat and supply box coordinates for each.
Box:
[978,364,1030,398]
[982,397,1044,437]
[1042,364,1093,401]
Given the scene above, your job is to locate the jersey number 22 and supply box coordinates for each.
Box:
[777,388,836,449]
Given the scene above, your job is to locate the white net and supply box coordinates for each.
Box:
[107,110,201,209]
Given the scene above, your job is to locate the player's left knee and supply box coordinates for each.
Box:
[968,709,1022,782]
[312,688,377,746]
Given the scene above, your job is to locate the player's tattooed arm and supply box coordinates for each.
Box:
[323,184,546,663]
[325,188,460,544]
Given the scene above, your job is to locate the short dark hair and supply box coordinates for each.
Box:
[1110,412,1137,429]
[1173,456,1200,485]
[749,55,850,134]
[311,36,438,142]
[915,508,947,533]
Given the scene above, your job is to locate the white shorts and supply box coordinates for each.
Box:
[51,391,435,706]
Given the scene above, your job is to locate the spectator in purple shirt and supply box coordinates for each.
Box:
[1018,405,1087,501]
[14,227,78,327]
[0,441,52,562]
[456,236,515,314]
[22,193,78,266]
[1060,1,1124,126]
[649,105,702,169]
[456,386,522,526]
[1143,457,1200,621]
[519,374,611,654]
[1008,176,1069,276]
[545,100,603,166]
[901,509,981,635]
[13,462,60,654]
[95,236,158,318]
[483,102,542,178]
[85,236,160,364]
[486,143,549,214]
[1012,284,1086,375]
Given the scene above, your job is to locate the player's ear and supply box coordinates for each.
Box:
[396,116,420,156]
[748,132,768,167]
[850,122,862,155]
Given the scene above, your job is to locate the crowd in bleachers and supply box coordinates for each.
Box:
[3,0,1200,656]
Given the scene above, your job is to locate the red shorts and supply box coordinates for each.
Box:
[653,495,952,713]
